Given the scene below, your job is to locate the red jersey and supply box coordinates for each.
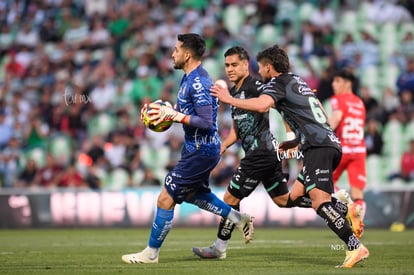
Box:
[401,152,414,177]
[331,93,366,154]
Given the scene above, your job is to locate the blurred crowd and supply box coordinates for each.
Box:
[1,0,414,190]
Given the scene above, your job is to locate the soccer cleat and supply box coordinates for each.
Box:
[347,203,365,239]
[337,244,369,268]
[333,189,353,205]
[121,249,159,264]
[192,245,227,259]
[333,190,364,238]
[390,222,406,232]
[237,213,254,244]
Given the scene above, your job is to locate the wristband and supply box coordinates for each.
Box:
[286,132,296,141]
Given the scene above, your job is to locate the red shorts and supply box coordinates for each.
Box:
[333,153,366,190]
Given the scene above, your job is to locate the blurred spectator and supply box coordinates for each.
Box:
[0,109,13,149]
[389,139,414,182]
[84,0,109,18]
[31,153,63,188]
[104,131,127,169]
[354,28,380,70]
[88,18,112,49]
[5,50,26,80]
[63,17,90,49]
[58,162,87,188]
[87,135,106,167]
[0,24,14,57]
[256,0,277,26]
[310,0,335,31]
[24,111,50,149]
[84,165,102,190]
[359,86,380,119]
[59,102,86,142]
[298,20,315,61]
[365,0,412,25]
[39,17,60,43]
[336,32,358,69]
[141,168,161,186]
[315,67,334,103]
[380,87,400,123]
[393,29,414,70]
[396,89,414,124]
[15,21,39,49]
[211,145,240,187]
[396,58,414,97]
[0,137,21,187]
[16,158,38,188]
[364,118,383,156]
[89,78,117,113]
[128,63,163,106]
[165,134,183,171]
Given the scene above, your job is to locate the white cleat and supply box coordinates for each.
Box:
[122,249,158,264]
[237,213,254,244]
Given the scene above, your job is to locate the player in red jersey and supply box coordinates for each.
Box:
[329,69,366,239]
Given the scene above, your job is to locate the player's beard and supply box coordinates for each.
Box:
[173,58,185,70]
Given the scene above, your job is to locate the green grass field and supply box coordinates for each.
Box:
[0,227,413,275]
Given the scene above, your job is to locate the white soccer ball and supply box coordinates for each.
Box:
[215,79,228,89]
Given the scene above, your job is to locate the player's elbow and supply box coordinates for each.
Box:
[256,105,271,113]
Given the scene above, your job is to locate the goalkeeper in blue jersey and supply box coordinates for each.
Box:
[121,33,253,264]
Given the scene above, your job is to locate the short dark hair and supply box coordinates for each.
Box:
[224,46,250,61]
[177,33,206,60]
[333,69,355,83]
[256,44,289,73]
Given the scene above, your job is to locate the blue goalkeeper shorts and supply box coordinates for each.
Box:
[164,147,220,204]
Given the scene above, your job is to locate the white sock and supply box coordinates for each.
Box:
[226,208,241,224]
[214,238,228,253]
[144,246,160,259]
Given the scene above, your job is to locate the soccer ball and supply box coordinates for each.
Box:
[142,101,173,132]
[215,79,228,89]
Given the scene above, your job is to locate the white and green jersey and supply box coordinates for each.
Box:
[230,75,277,156]
[262,72,341,152]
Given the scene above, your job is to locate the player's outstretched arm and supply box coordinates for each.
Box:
[210,84,273,113]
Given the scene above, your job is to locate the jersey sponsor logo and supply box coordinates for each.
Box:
[315,168,329,175]
[192,77,205,93]
[245,178,258,184]
[293,75,314,96]
[233,113,248,120]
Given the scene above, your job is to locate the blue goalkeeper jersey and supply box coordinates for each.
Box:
[176,65,220,156]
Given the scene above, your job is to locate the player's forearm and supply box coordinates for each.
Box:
[227,96,270,113]
[186,105,213,129]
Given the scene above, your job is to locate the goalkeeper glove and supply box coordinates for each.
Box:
[147,102,187,125]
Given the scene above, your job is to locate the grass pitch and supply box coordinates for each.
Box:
[0,227,412,275]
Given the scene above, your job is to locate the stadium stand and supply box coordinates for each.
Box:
[0,0,413,190]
